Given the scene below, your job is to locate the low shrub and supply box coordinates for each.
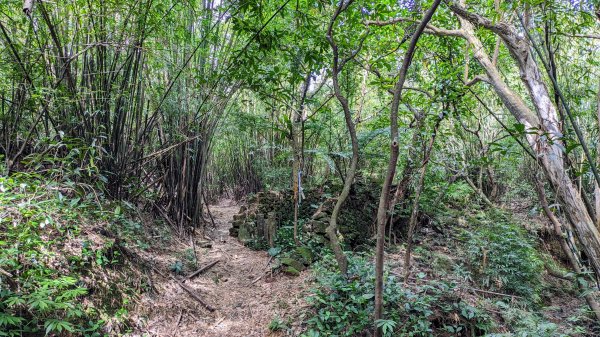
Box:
[486,301,586,337]
[0,174,140,336]
[0,176,105,336]
[301,254,494,337]
[459,210,544,302]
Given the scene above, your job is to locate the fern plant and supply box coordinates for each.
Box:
[0,176,105,336]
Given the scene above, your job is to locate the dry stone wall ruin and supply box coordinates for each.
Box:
[229,180,380,248]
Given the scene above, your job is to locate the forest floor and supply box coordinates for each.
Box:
[129,200,311,337]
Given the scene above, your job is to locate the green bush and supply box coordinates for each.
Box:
[20,136,106,188]
[460,211,544,301]
[268,316,290,332]
[265,220,330,276]
[444,181,475,207]
[275,220,325,256]
[0,174,147,336]
[486,301,580,337]
[301,254,493,337]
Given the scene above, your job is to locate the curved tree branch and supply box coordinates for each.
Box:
[324,0,359,275]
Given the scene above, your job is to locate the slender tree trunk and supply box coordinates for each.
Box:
[324,0,360,275]
[403,163,426,279]
[372,1,441,335]
[403,117,442,281]
[595,80,600,229]
[387,113,425,232]
[292,75,311,246]
[463,175,494,207]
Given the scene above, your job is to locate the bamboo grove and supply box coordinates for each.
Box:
[1,0,241,234]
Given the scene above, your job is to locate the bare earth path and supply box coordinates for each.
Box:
[130,200,311,336]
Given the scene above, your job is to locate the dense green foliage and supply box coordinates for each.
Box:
[460,211,545,301]
[1,0,600,335]
[302,254,493,337]
[298,248,590,336]
[0,176,97,335]
[0,175,144,335]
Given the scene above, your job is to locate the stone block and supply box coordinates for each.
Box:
[266,212,277,247]
[280,257,305,272]
[283,266,300,276]
[256,213,265,239]
[238,225,251,243]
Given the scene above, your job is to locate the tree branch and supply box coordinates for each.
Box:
[465,75,490,86]
[365,17,464,37]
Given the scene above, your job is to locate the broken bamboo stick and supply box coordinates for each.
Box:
[171,275,216,312]
[151,266,216,312]
[186,260,220,279]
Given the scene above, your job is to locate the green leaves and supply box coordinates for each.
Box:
[361,293,374,300]
[170,261,184,274]
[460,210,544,301]
[303,254,494,336]
[27,296,53,312]
[375,319,397,336]
[4,296,26,308]
[513,122,526,135]
[268,246,282,256]
[0,175,110,336]
[44,319,75,335]
[56,287,88,302]
[0,313,24,327]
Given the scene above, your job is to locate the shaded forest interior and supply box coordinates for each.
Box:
[1,0,600,336]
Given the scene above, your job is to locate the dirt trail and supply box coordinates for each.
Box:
[130,200,310,336]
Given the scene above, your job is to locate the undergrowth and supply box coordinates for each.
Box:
[458,210,544,302]
[292,201,594,336]
[300,254,494,337]
[0,173,146,336]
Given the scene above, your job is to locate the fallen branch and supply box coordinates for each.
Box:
[213,316,225,328]
[176,310,183,327]
[247,255,275,286]
[249,273,265,286]
[170,274,215,312]
[0,267,13,278]
[186,260,220,280]
[545,264,575,281]
[150,265,215,312]
[170,310,183,337]
[97,227,216,312]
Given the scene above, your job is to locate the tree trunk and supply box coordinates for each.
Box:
[292,75,311,246]
[403,116,442,281]
[595,80,600,229]
[373,1,441,336]
[449,2,600,277]
[386,113,426,232]
[324,0,360,275]
[534,177,600,321]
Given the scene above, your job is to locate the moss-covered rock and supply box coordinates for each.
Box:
[283,266,300,276]
[280,257,305,272]
[295,246,314,265]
